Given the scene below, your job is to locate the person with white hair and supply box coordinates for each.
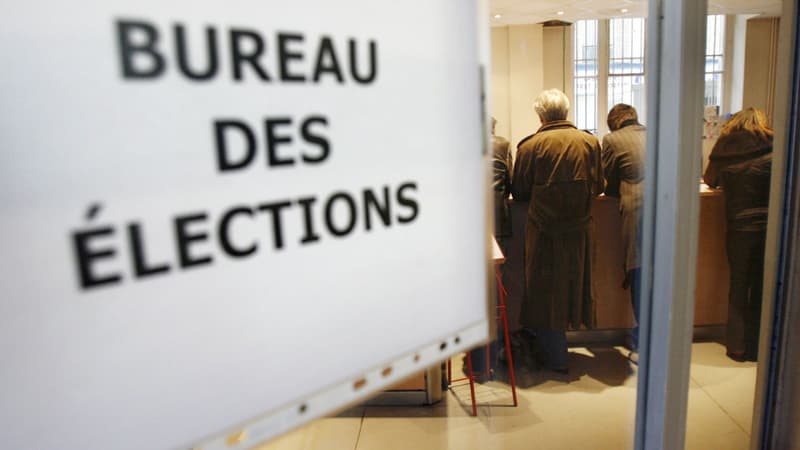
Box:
[512,88,604,374]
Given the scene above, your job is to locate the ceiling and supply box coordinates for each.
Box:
[489,0,783,26]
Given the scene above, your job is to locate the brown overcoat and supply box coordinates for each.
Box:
[512,120,604,330]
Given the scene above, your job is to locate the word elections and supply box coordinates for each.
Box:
[116,20,378,83]
[72,183,418,289]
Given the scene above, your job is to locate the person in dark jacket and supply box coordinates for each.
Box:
[512,89,604,373]
[704,107,773,362]
[492,117,513,244]
[601,104,647,354]
[468,117,514,377]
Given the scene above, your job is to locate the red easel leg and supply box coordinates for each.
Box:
[465,351,478,416]
[496,264,518,407]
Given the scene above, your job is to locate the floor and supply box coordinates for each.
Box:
[255,342,756,450]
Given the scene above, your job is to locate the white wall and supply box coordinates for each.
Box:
[726,14,756,114]
[543,25,572,97]
[491,24,573,159]
[491,26,512,143]
[491,24,545,159]
[743,17,781,124]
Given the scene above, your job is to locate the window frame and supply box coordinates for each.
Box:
[608,17,647,124]
[573,17,647,137]
[573,19,600,134]
[704,14,726,111]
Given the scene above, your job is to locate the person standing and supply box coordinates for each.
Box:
[468,117,514,378]
[704,107,773,362]
[492,117,513,246]
[512,89,604,373]
[601,104,647,356]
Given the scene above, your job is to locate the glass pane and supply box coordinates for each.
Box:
[704,72,723,107]
[609,75,647,122]
[575,19,599,77]
[575,19,599,132]
[706,14,725,56]
[610,18,645,75]
[689,7,784,450]
[575,76,598,132]
[703,15,725,110]
[705,55,724,74]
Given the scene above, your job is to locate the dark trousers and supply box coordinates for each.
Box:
[726,230,766,358]
[629,268,642,348]
[535,329,568,369]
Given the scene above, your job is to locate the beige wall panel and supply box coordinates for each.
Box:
[490,26,511,141]
[743,18,780,123]
[543,26,570,93]
[507,24,544,158]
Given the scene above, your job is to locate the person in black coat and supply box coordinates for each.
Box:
[704,107,773,362]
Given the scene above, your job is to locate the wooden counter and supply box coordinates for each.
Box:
[502,185,729,331]
[695,186,729,325]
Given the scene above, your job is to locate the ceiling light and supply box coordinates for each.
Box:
[621,8,629,13]
[557,11,565,15]
[494,14,502,19]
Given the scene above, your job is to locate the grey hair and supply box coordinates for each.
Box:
[533,89,570,122]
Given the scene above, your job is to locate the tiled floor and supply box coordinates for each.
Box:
[255,342,756,450]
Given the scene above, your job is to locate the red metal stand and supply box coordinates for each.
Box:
[447,264,518,416]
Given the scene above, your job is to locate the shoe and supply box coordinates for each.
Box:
[623,334,638,353]
[540,362,569,374]
[727,351,747,362]
[534,354,568,374]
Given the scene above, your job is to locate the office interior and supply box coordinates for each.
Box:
[255,2,791,450]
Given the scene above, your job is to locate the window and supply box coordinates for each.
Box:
[574,20,599,133]
[705,15,725,109]
[608,18,646,123]
[573,18,646,135]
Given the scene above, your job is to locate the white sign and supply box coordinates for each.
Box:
[0,1,489,450]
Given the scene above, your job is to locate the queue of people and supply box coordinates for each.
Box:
[492,88,771,373]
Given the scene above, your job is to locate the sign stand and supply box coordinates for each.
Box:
[447,238,518,416]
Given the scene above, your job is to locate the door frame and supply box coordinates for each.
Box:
[635,1,708,448]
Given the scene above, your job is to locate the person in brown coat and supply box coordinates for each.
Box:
[704,107,773,362]
[512,89,604,372]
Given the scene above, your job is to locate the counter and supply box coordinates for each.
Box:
[503,184,729,330]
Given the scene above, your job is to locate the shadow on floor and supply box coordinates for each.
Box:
[491,345,635,389]
[364,388,545,432]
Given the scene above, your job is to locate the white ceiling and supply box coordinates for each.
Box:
[489,0,783,26]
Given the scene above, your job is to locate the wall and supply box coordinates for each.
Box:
[490,27,511,143]
[543,25,573,103]
[491,24,545,159]
[743,17,781,123]
[726,14,755,114]
[491,24,575,158]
